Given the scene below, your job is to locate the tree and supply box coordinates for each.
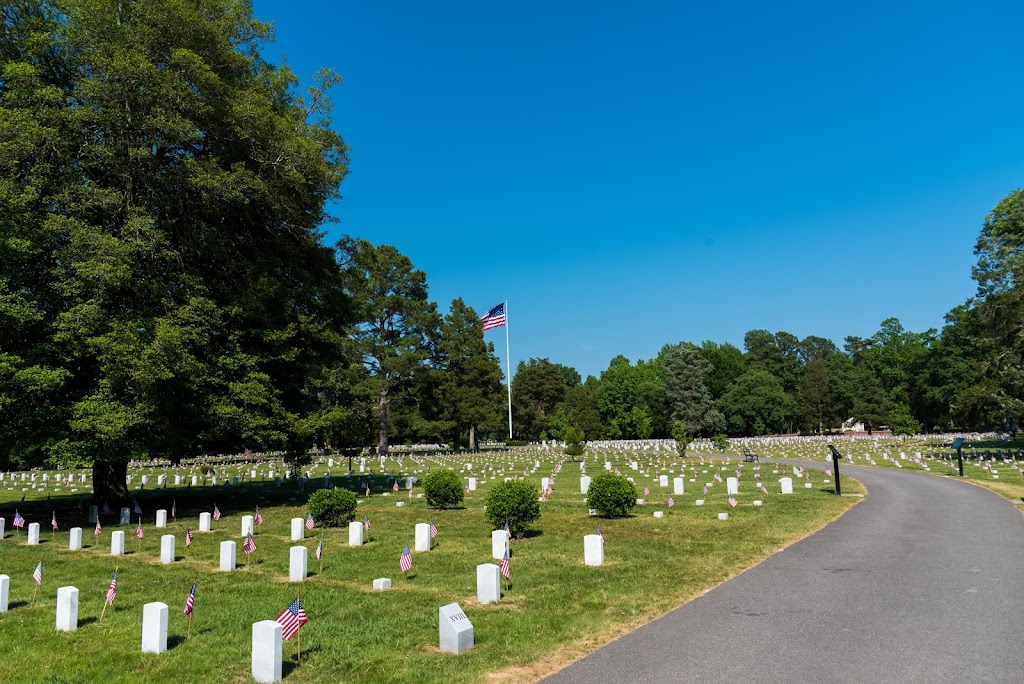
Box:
[435,298,504,450]
[0,0,351,499]
[849,366,888,434]
[717,370,796,436]
[597,356,665,438]
[338,238,439,455]
[510,358,579,440]
[550,383,604,440]
[659,344,724,437]
[798,358,836,433]
[696,341,746,400]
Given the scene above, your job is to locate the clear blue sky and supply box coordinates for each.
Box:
[252,0,1024,380]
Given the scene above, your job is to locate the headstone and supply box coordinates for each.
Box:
[220,540,236,571]
[415,523,431,552]
[141,475,148,486]
[584,534,603,566]
[406,477,415,490]
[580,476,591,494]
[199,512,212,532]
[111,530,125,555]
[0,574,8,612]
[252,620,283,683]
[289,546,307,582]
[477,563,501,605]
[695,499,704,506]
[174,475,181,486]
[673,477,684,495]
[653,511,664,518]
[468,478,477,491]
[373,578,391,591]
[348,521,364,546]
[753,500,763,507]
[780,477,793,494]
[191,475,198,487]
[491,530,507,560]
[119,507,131,525]
[726,477,739,495]
[290,517,304,541]
[718,512,729,520]
[541,477,550,492]
[438,602,474,654]
[241,515,254,537]
[157,475,166,487]
[155,509,167,528]
[88,505,98,523]
[160,535,175,564]
[56,586,79,632]
[141,602,169,654]
[69,527,82,551]
[659,475,668,487]
[27,522,40,545]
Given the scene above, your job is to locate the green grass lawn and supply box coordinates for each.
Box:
[0,450,862,684]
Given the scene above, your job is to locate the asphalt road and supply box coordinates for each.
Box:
[541,463,1024,684]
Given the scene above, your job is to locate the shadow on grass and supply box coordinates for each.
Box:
[519,529,544,540]
[168,634,187,650]
[9,600,29,609]
[79,616,97,628]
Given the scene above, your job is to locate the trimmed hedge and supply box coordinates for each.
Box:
[587,472,637,518]
[422,469,464,509]
[484,480,540,537]
[307,488,357,528]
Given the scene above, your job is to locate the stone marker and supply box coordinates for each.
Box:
[157,475,166,487]
[252,620,283,683]
[439,602,474,654]
[491,529,507,560]
[415,523,431,552]
[174,475,181,486]
[289,546,307,582]
[220,540,236,571]
[468,477,477,491]
[726,477,739,495]
[56,586,79,632]
[541,477,550,492]
[584,533,603,566]
[780,477,793,494]
[241,515,254,537]
[753,500,763,507]
[695,499,704,505]
[88,505,98,523]
[290,517,304,541]
[673,477,684,495]
[199,512,212,532]
[111,530,125,555]
[142,602,169,654]
[653,511,664,518]
[0,574,8,613]
[155,509,167,528]
[27,521,40,545]
[659,475,668,487]
[373,578,391,590]
[120,507,131,525]
[718,512,729,520]
[160,534,175,564]
[69,527,83,550]
[477,563,500,605]
[804,482,813,489]
[348,521,364,546]
[141,475,148,486]
[580,476,591,494]
[191,475,198,487]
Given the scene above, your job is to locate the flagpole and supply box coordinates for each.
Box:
[505,298,512,440]
[296,591,302,663]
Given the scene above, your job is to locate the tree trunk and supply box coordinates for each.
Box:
[469,425,476,452]
[92,459,129,503]
[377,387,389,456]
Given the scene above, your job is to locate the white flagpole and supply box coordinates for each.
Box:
[505,298,512,440]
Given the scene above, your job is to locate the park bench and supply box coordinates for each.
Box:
[742,448,759,463]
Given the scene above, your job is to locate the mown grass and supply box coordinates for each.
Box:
[0,450,862,684]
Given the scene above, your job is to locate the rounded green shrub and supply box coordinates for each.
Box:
[484,480,541,537]
[422,469,464,509]
[587,472,637,518]
[307,488,357,528]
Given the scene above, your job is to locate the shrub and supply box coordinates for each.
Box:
[422,469,464,509]
[484,480,541,537]
[712,434,729,452]
[563,425,585,459]
[506,440,528,447]
[307,488,357,528]
[587,472,637,518]
[672,421,691,456]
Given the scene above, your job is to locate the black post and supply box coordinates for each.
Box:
[827,444,843,496]
[952,438,965,477]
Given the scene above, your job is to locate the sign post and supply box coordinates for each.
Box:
[951,437,965,477]
[827,444,843,496]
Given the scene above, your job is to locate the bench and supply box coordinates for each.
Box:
[742,448,759,463]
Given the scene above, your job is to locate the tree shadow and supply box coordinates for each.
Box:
[168,634,187,650]
[9,600,28,609]
[519,529,544,540]
[79,616,97,627]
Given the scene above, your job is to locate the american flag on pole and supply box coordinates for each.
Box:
[95,519,102,537]
[305,513,315,530]
[392,481,399,493]
[399,544,412,573]
[429,520,438,539]
[184,582,195,616]
[668,494,675,508]
[363,515,371,532]
[51,512,58,531]
[499,548,510,579]
[105,571,118,605]
[185,527,194,547]
[703,483,709,495]
[12,510,24,528]
[480,303,506,331]
[274,597,308,641]
[33,561,42,586]
[714,473,723,483]
[133,499,142,515]
[503,520,512,541]
[171,500,176,521]
[212,504,221,521]
[243,532,256,556]
[315,537,323,561]
[728,495,738,508]
[643,485,650,497]
[135,519,144,539]
[365,483,370,497]
[254,507,263,527]
[597,527,604,543]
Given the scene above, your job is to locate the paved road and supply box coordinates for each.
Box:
[542,463,1024,684]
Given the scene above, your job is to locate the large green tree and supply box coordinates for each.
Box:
[659,343,723,437]
[0,0,350,499]
[510,358,579,440]
[718,369,796,436]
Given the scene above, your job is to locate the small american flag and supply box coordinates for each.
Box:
[105,571,118,605]
[643,485,650,496]
[703,483,709,495]
[95,520,102,536]
[171,500,176,521]
[714,473,722,483]
[499,548,510,579]
[393,481,399,493]
[51,512,58,531]
[480,302,506,331]
[429,520,438,538]
[504,520,512,541]
[758,484,768,495]
[184,582,195,616]
[33,561,42,586]
[254,508,263,527]
[728,495,737,508]
[12,510,24,528]
[365,483,370,497]
[274,597,308,641]
[133,499,142,515]
[597,527,604,543]
[135,519,144,539]
[315,537,323,561]
[305,513,315,530]
[212,504,221,521]
[825,469,833,477]
[399,544,412,573]
[185,527,194,547]
[243,532,256,556]
[364,515,371,531]
[668,495,675,508]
